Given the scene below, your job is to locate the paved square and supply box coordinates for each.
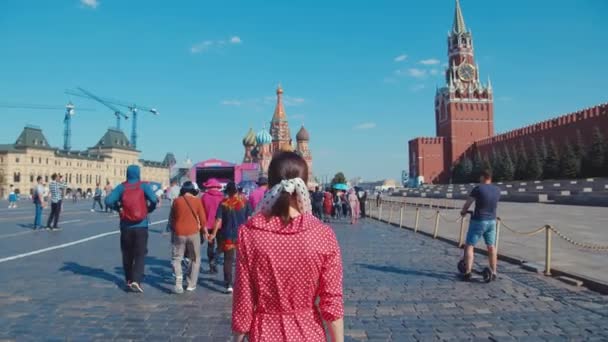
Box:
[0,202,607,341]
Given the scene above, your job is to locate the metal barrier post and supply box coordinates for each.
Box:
[388,204,393,224]
[458,216,466,247]
[545,226,552,276]
[414,208,420,233]
[399,205,404,228]
[432,210,440,239]
[379,203,383,221]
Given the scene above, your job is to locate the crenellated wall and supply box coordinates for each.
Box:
[474,103,608,157]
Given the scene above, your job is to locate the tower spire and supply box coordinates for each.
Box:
[272,84,286,121]
[452,0,467,34]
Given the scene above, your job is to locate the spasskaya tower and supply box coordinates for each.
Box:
[409,0,494,183]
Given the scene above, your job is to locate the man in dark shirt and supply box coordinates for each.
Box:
[460,169,501,281]
[311,186,325,220]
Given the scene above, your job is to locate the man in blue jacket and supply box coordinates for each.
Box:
[105,165,158,293]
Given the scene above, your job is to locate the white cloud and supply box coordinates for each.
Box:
[190,36,241,54]
[190,40,214,54]
[221,100,242,106]
[419,58,440,65]
[290,114,305,120]
[80,0,99,9]
[394,54,408,62]
[407,68,427,79]
[410,84,426,92]
[354,122,377,130]
[429,69,439,76]
[284,96,305,106]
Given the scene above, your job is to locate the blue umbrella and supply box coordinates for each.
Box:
[333,183,348,191]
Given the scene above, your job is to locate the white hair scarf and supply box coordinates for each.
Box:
[255,177,312,216]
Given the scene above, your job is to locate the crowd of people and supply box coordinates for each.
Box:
[12,147,501,340]
[102,152,345,341]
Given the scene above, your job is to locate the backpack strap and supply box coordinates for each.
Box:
[182,196,201,230]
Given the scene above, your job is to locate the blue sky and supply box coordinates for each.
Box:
[0,0,607,181]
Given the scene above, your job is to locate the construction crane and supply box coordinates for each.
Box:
[64,88,158,149]
[65,88,129,131]
[0,102,95,151]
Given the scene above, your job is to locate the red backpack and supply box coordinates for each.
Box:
[120,181,148,222]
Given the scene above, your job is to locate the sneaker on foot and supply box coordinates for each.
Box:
[52,227,62,231]
[90,209,95,212]
[129,282,144,293]
[174,284,184,294]
[491,273,497,281]
[226,286,233,294]
[186,286,196,292]
[461,272,472,282]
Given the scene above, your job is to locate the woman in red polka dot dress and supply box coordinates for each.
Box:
[232,152,345,342]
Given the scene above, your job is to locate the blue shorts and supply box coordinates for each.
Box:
[466,219,497,247]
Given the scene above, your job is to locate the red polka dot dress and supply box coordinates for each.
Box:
[232,213,344,342]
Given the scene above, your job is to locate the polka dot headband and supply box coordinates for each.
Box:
[255,177,312,216]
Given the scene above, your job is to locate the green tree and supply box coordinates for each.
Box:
[525,138,543,180]
[502,148,515,181]
[471,150,483,182]
[330,172,347,186]
[559,140,578,179]
[588,127,605,177]
[490,150,505,181]
[538,137,548,164]
[452,157,473,184]
[514,143,528,180]
[543,139,560,180]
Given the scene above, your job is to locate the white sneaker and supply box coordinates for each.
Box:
[129,282,144,293]
[226,286,233,294]
[186,286,196,292]
[90,209,95,212]
[174,284,184,294]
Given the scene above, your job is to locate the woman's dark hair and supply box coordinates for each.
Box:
[180,181,199,196]
[267,152,309,222]
[225,181,238,196]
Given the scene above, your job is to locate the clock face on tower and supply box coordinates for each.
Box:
[458,63,476,82]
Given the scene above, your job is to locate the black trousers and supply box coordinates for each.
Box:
[224,249,236,287]
[207,239,217,266]
[312,203,324,219]
[360,200,367,217]
[46,201,62,228]
[120,228,148,284]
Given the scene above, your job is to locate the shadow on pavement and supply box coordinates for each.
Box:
[17,223,35,230]
[355,263,458,280]
[59,262,127,291]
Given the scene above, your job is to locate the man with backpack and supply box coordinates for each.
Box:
[105,165,158,293]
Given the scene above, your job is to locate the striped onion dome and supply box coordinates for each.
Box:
[242,128,256,146]
[256,129,272,145]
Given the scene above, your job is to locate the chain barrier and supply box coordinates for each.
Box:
[548,225,608,251]
[439,212,463,223]
[420,211,437,220]
[496,218,547,237]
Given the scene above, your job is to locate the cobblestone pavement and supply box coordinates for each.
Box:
[0,201,607,341]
